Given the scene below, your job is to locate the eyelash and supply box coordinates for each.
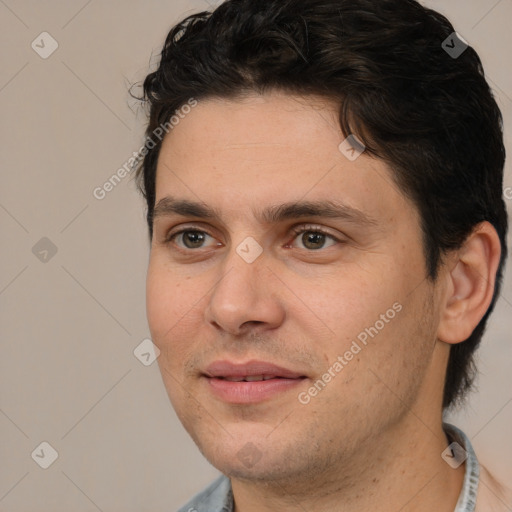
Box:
[288,225,339,247]
[164,224,341,251]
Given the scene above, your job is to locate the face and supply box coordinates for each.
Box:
[146,92,445,485]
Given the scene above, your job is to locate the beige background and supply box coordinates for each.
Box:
[0,1,511,510]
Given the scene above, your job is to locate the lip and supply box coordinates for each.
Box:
[203,360,307,404]
[204,360,305,379]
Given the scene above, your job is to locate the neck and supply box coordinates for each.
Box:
[231,415,465,512]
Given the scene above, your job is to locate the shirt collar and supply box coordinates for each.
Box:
[444,422,480,512]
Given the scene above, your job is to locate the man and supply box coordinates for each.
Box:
[135,0,511,510]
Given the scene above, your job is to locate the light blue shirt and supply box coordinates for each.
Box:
[177,423,479,512]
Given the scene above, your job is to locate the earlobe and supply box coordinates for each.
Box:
[437,222,501,345]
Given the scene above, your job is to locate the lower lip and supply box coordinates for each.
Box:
[205,376,306,404]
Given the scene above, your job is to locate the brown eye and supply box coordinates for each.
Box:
[168,230,217,250]
[289,227,338,250]
[182,231,207,248]
[302,232,328,250]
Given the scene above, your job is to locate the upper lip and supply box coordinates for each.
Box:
[204,360,306,379]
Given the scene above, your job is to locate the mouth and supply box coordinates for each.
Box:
[217,375,283,382]
[202,360,307,404]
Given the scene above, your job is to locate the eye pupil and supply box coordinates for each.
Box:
[183,231,205,248]
[302,232,326,250]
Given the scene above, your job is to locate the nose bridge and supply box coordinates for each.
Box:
[211,239,266,310]
[205,239,284,333]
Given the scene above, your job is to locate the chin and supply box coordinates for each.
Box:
[198,435,312,485]
[211,455,292,482]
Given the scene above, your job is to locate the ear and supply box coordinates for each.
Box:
[437,222,502,344]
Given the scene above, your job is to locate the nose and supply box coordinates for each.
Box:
[204,246,286,336]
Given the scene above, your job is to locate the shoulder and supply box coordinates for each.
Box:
[475,464,512,512]
[176,475,232,512]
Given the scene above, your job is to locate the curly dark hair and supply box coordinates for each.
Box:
[134,0,508,410]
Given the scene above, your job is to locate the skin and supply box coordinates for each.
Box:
[146,91,501,512]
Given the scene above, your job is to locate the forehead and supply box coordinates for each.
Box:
[161,92,340,152]
[154,91,413,225]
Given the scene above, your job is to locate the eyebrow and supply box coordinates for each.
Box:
[152,196,378,227]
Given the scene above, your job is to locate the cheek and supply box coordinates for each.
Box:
[146,266,172,343]
[146,261,190,347]
[146,260,208,370]
[304,263,424,386]
[301,269,398,337]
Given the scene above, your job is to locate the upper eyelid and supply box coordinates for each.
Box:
[164,222,337,236]
[164,224,216,241]
[289,224,339,237]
